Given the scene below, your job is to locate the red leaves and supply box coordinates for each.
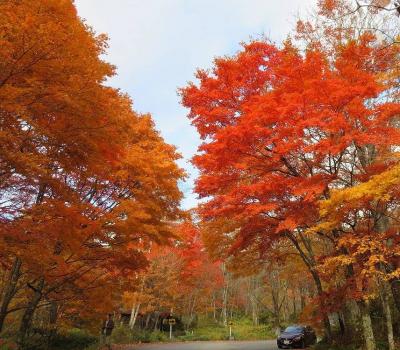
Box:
[182,32,400,290]
[180,41,278,140]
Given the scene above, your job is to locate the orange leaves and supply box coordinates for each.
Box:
[318,0,342,13]
[0,0,184,327]
[120,222,224,316]
[276,217,298,232]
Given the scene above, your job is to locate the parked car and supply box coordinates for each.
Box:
[277,325,317,349]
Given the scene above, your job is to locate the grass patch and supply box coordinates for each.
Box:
[177,317,275,341]
[108,325,170,344]
[89,318,276,346]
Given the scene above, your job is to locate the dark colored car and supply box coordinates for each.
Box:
[277,325,316,349]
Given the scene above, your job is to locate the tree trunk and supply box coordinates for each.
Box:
[145,313,151,329]
[221,285,228,326]
[129,303,140,329]
[309,268,332,342]
[221,264,229,326]
[292,295,297,318]
[46,300,58,350]
[212,297,216,320]
[390,280,400,312]
[153,312,160,331]
[250,294,259,326]
[338,312,345,336]
[0,257,22,332]
[343,264,376,349]
[379,280,395,350]
[300,290,305,311]
[358,300,376,350]
[286,232,332,342]
[18,278,45,348]
[16,182,47,345]
[270,271,283,329]
[374,210,394,350]
[249,277,259,326]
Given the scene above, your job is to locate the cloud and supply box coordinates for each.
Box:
[75,0,316,209]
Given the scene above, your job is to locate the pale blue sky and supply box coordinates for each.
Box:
[75,0,316,209]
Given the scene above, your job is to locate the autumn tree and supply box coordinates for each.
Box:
[181,18,400,346]
[311,162,400,350]
[0,0,184,347]
[122,221,224,331]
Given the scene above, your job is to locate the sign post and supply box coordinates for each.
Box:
[228,321,234,340]
[168,318,176,339]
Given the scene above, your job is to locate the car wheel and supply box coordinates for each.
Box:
[301,339,306,348]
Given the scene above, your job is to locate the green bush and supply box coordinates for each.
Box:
[50,328,96,350]
[148,330,169,342]
[110,325,133,344]
[126,328,169,343]
[1,328,96,350]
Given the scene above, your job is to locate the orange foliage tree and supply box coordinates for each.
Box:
[0,0,184,346]
[122,221,223,330]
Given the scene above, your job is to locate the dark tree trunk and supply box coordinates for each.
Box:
[145,313,151,329]
[18,278,45,348]
[153,313,160,331]
[46,301,58,350]
[338,312,345,336]
[0,257,22,332]
[300,288,306,311]
[286,232,332,342]
[390,280,400,312]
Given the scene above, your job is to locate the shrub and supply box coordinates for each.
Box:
[148,330,169,342]
[50,328,96,350]
[110,325,133,344]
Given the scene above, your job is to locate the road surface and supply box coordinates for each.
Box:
[119,340,282,350]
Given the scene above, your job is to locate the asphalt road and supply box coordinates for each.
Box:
[127,340,281,350]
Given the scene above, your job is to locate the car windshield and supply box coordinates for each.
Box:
[284,326,304,333]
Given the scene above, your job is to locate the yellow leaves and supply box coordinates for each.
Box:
[319,162,400,222]
[367,254,386,267]
[320,255,355,273]
[122,290,151,308]
[305,220,336,236]
[388,268,400,280]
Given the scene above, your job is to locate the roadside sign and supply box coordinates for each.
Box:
[228,321,234,340]
[168,318,176,339]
